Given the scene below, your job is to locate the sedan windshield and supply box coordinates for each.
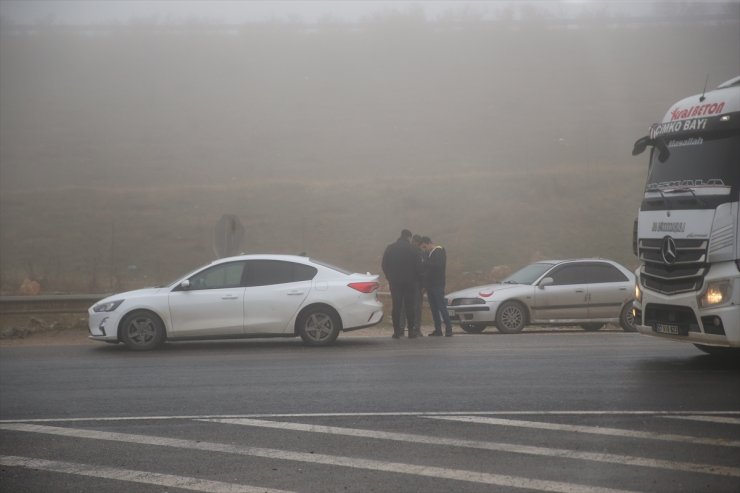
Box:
[503,262,556,285]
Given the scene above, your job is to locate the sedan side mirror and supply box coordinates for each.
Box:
[538,277,553,289]
[179,279,191,290]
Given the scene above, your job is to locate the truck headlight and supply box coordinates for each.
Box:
[93,300,124,312]
[698,281,732,308]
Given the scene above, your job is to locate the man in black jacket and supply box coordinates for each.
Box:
[421,236,452,337]
[399,234,426,337]
[382,229,422,339]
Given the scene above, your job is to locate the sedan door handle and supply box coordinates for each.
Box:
[287,291,305,296]
[221,296,239,300]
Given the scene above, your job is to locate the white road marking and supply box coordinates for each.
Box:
[0,423,640,493]
[0,455,294,493]
[426,416,740,448]
[662,415,740,425]
[199,417,740,478]
[2,410,739,424]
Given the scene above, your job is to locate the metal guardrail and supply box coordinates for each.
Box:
[0,295,109,315]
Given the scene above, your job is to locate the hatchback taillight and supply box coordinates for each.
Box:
[348,282,379,293]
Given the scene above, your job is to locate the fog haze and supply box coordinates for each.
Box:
[1,1,738,293]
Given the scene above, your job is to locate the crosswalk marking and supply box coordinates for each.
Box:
[0,423,641,493]
[2,410,739,424]
[662,415,740,425]
[0,455,294,493]
[426,416,740,447]
[198,417,740,478]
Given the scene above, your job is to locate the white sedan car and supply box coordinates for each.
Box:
[88,254,383,350]
[446,259,636,334]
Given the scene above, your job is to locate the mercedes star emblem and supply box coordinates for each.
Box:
[661,236,678,265]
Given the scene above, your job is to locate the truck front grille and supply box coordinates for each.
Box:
[639,238,707,295]
[644,303,700,332]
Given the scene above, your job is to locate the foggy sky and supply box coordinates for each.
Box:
[0,0,701,25]
[0,0,738,292]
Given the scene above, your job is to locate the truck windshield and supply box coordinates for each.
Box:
[643,133,739,210]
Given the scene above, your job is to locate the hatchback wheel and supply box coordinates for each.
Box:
[620,303,637,332]
[298,306,341,346]
[495,301,526,333]
[460,323,487,334]
[119,311,165,351]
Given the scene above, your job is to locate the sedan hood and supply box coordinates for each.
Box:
[96,287,167,304]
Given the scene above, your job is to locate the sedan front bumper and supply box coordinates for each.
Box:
[448,305,493,324]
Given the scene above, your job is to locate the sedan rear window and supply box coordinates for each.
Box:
[310,258,352,275]
[244,260,318,287]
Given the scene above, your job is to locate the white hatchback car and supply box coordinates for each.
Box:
[88,254,383,350]
[446,259,636,334]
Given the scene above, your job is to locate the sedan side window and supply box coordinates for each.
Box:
[188,261,246,290]
[244,260,318,287]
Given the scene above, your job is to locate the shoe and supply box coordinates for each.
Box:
[392,334,401,339]
[429,332,443,337]
[445,333,453,337]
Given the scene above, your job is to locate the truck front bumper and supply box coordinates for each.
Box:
[634,289,740,348]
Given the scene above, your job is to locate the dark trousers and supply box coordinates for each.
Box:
[389,281,416,336]
[427,285,452,335]
[399,283,422,334]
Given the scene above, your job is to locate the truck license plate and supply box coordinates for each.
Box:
[655,322,681,335]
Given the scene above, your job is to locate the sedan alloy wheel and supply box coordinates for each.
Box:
[298,307,341,346]
[120,311,166,350]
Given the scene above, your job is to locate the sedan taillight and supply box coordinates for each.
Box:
[348,282,379,293]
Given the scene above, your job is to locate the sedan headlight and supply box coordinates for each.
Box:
[93,300,124,312]
[634,281,642,303]
[698,281,732,308]
[451,298,485,306]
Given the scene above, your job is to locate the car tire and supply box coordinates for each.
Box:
[495,301,527,333]
[119,310,166,351]
[580,323,604,331]
[619,303,637,332]
[460,323,487,334]
[297,306,341,346]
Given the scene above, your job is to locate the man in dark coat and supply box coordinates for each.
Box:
[382,229,422,339]
[421,236,452,337]
[399,234,425,337]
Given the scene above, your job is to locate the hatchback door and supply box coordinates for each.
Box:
[532,264,590,322]
[168,261,247,338]
[242,259,317,334]
[584,263,631,319]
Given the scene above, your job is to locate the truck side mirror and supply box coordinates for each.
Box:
[632,135,670,163]
[632,136,650,156]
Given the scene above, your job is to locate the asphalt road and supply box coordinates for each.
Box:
[1,330,739,492]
